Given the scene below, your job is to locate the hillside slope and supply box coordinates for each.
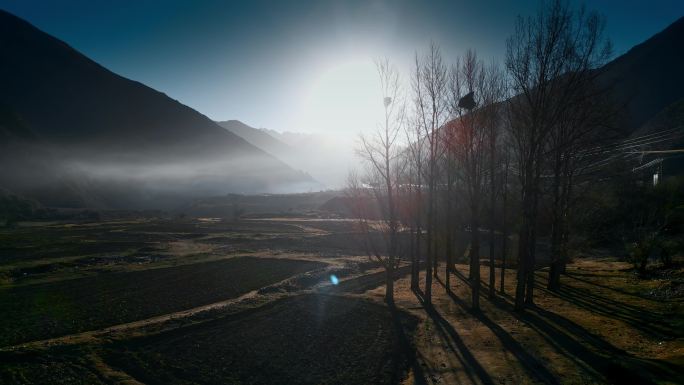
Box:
[601,16,684,132]
[217,120,293,160]
[0,10,314,207]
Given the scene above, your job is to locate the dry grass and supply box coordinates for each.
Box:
[360,258,684,384]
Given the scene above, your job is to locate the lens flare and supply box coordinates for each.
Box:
[330,274,339,285]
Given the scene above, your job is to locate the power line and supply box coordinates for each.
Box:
[625,148,684,154]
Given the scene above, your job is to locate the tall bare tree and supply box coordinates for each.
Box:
[447,50,497,310]
[499,142,512,294]
[506,0,612,310]
[404,117,426,291]
[546,73,613,291]
[483,62,507,300]
[351,59,406,305]
[441,91,459,294]
[412,44,448,305]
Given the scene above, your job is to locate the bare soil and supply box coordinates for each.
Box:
[103,294,419,385]
[0,257,324,347]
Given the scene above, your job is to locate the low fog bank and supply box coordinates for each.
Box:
[0,142,323,210]
[274,132,360,189]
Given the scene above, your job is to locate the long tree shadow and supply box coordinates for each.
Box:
[450,268,471,288]
[565,272,669,302]
[532,305,682,376]
[388,303,428,385]
[533,273,681,339]
[413,289,495,385]
[494,293,680,384]
[448,269,681,384]
[436,275,560,384]
[536,272,655,313]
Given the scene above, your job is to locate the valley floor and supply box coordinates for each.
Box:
[0,217,681,384]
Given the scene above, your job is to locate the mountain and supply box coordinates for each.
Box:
[0,104,36,143]
[217,120,293,160]
[0,10,315,208]
[595,16,684,176]
[261,129,316,148]
[631,99,684,140]
[601,16,684,133]
[629,98,684,176]
[216,120,359,189]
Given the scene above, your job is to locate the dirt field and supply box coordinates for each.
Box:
[0,216,682,384]
[0,257,325,347]
[0,218,362,285]
[103,294,418,385]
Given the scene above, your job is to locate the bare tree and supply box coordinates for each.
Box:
[411,44,448,306]
[446,50,492,310]
[483,62,507,300]
[499,143,512,294]
[546,73,614,291]
[441,92,459,294]
[351,59,406,305]
[506,0,612,310]
[404,120,426,291]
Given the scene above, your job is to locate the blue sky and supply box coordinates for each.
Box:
[3,0,683,135]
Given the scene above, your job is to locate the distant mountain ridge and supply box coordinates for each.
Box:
[217,120,293,160]
[0,9,315,208]
[217,120,360,189]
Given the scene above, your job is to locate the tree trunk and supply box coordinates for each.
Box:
[414,224,422,289]
[488,202,496,299]
[548,152,563,292]
[425,160,436,305]
[488,126,497,299]
[500,175,508,294]
[386,261,395,305]
[500,216,507,294]
[409,225,416,290]
[425,213,433,305]
[515,177,534,311]
[514,218,529,311]
[445,199,453,293]
[559,166,574,276]
[524,175,540,306]
[432,230,439,278]
[470,211,480,310]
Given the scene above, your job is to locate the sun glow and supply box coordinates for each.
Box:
[294,58,383,136]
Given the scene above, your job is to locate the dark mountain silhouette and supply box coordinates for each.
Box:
[0,104,36,143]
[596,16,684,176]
[0,9,259,159]
[632,99,684,140]
[629,98,684,176]
[601,16,684,133]
[0,10,315,208]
